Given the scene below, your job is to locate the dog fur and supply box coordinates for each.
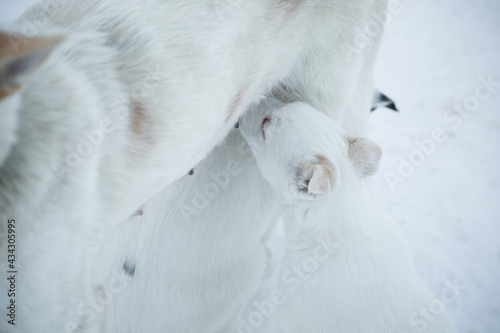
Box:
[0,0,387,331]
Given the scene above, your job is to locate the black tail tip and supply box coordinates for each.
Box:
[371,91,399,112]
[386,102,398,112]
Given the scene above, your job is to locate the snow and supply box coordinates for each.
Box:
[368,1,500,331]
[1,0,499,332]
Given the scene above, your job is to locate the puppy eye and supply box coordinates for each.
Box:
[261,116,271,141]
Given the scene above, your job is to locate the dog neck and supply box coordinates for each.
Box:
[282,178,384,249]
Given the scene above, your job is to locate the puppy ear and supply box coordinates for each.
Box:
[348,137,382,178]
[295,155,335,199]
[0,31,65,99]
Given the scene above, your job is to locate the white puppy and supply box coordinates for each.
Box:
[240,99,457,333]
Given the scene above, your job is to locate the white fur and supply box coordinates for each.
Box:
[239,100,457,333]
[93,129,280,333]
[0,0,387,332]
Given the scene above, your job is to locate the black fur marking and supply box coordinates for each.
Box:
[189,169,194,176]
[122,260,136,277]
[235,121,240,129]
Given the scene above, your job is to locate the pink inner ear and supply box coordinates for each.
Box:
[308,165,332,196]
[349,137,382,178]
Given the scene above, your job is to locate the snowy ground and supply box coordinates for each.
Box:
[370,1,500,332]
[1,1,499,332]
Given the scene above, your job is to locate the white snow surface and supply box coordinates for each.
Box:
[1,0,499,332]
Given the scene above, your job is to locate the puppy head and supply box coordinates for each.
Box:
[240,99,381,201]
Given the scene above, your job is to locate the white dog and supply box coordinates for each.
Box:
[239,99,457,333]
[0,0,388,332]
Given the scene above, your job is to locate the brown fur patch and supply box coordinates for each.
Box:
[0,83,20,100]
[131,100,147,135]
[348,138,359,159]
[0,32,64,59]
[130,100,156,146]
[0,32,64,101]
[315,154,335,181]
